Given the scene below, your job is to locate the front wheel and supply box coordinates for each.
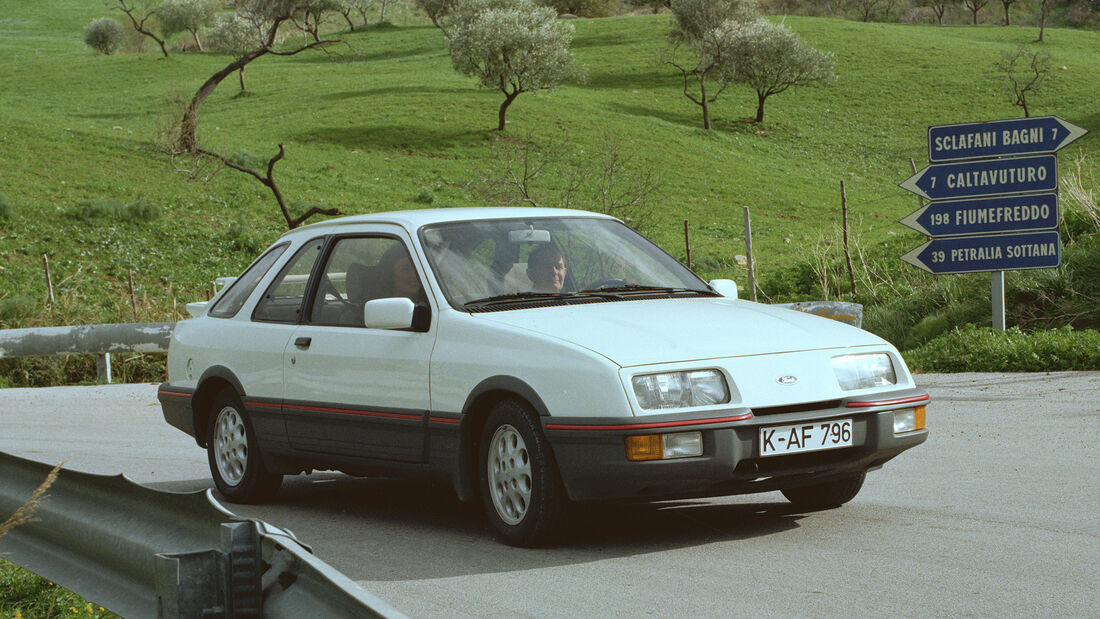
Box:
[478,400,564,546]
[206,388,282,503]
[780,473,866,510]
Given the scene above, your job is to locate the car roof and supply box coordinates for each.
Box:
[284,207,618,240]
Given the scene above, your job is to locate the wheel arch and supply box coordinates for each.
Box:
[453,376,549,503]
[192,366,246,448]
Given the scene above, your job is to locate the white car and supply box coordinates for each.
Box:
[158,207,928,546]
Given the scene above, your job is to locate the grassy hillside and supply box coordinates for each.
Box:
[0,2,1098,364]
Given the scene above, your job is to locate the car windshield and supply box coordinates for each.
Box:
[419,216,712,310]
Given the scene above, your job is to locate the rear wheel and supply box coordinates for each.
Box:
[478,400,564,546]
[206,388,282,503]
[781,473,866,510]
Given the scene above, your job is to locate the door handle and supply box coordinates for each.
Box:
[294,337,312,348]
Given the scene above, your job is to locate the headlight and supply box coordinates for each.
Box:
[831,353,897,391]
[631,369,730,410]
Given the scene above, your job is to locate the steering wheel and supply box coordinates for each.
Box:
[585,278,628,290]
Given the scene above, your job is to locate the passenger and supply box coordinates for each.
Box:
[527,245,567,293]
[378,243,424,301]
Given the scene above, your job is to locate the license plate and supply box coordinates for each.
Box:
[759,418,853,457]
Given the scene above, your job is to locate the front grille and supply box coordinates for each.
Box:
[750,399,842,417]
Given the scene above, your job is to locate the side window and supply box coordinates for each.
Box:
[309,237,424,327]
[252,238,325,323]
[208,242,289,318]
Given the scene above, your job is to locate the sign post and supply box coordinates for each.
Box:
[899,116,1087,330]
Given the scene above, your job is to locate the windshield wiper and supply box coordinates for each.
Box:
[464,292,572,308]
[577,284,716,296]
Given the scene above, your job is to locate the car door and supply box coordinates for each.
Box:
[282,230,436,463]
[215,237,326,452]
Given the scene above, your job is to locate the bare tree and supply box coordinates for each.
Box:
[964,0,988,22]
[849,0,884,21]
[471,134,659,230]
[916,0,959,23]
[334,0,371,30]
[1037,0,1051,40]
[999,0,1018,23]
[113,0,170,57]
[995,45,1052,117]
[177,0,339,152]
[197,145,342,229]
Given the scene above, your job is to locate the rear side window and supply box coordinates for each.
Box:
[252,238,325,323]
[208,243,290,318]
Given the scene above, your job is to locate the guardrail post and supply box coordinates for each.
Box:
[96,353,112,384]
[154,521,264,619]
[155,550,227,618]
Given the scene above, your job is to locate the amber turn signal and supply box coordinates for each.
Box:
[626,435,663,461]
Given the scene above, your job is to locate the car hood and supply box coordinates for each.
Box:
[473,297,888,368]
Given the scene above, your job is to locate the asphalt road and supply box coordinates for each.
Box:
[2,372,1098,617]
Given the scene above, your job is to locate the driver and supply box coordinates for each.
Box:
[527,245,567,293]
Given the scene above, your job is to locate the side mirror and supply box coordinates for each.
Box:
[708,279,738,299]
[363,297,415,330]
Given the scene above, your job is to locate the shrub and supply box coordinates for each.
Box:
[224,216,265,253]
[67,198,162,224]
[0,296,36,326]
[83,17,124,55]
[413,189,435,204]
[0,191,13,219]
[905,325,1100,372]
[229,150,266,171]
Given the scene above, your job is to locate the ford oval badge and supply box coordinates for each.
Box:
[776,375,799,386]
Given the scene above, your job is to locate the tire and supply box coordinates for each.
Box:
[206,388,282,503]
[781,472,866,510]
[478,400,565,546]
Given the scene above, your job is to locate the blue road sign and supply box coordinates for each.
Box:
[901,231,1061,275]
[899,193,1058,237]
[899,155,1057,201]
[929,116,1088,163]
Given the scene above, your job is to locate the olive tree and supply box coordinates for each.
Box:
[411,0,453,29]
[670,0,756,43]
[727,19,833,123]
[205,13,262,90]
[177,0,339,151]
[538,0,618,17]
[447,0,585,131]
[413,0,454,29]
[664,0,757,130]
[84,17,125,54]
[158,0,217,49]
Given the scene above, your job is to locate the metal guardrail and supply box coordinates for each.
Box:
[0,322,174,383]
[776,301,863,328]
[0,301,861,382]
[0,452,405,618]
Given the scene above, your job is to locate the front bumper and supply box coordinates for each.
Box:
[544,390,929,502]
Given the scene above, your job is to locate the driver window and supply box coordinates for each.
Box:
[309,237,423,327]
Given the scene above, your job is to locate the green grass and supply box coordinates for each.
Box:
[1,559,119,619]
[0,2,1097,361]
[906,324,1100,371]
